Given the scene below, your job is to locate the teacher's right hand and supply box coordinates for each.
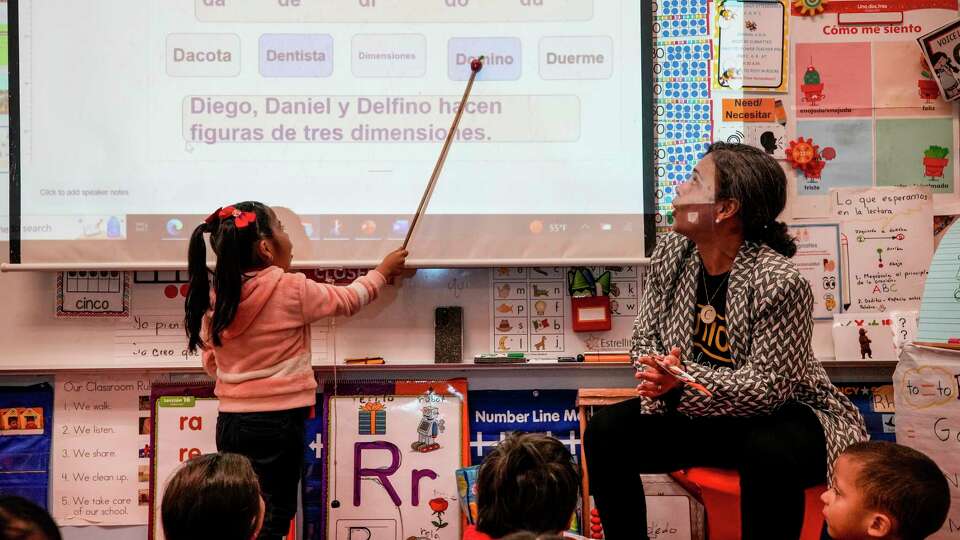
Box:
[635,346,682,398]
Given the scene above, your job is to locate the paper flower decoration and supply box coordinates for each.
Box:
[786,137,836,180]
[786,138,819,169]
[793,0,827,16]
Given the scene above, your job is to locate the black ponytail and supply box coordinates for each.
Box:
[706,141,798,258]
[185,223,212,353]
[210,224,246,347]
[184,201,275,351]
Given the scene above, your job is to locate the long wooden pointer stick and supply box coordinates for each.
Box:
[401,56,485,250]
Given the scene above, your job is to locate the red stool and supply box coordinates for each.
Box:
[670,467,826,540]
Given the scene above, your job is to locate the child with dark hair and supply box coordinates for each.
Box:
[184,201,406,539]
[162,453,264,540]
[464,432,583,540]
[821,441,950,540]
[0,496,62,540]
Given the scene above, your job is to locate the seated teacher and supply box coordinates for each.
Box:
[584,142,867,540]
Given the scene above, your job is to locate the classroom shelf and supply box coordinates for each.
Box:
[0,360,896,388]
[0,360,897,372]
[322,361,637,371]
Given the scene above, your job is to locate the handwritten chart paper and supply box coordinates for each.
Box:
[918,220,960,342]
[646,496,693,540]
[890,309,920,351]
[832,187,934,312]
[114,281,329,365]
[894,344,960,539]
[51,374,151,525]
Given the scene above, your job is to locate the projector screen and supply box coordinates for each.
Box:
[9,0,654,268]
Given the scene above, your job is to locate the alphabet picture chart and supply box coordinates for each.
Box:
[51,373,152,526]
[324,381,467,540]
[832,187,934,312]
[149,393,219,540]
[491,266,567,354]
[490,266,642,357]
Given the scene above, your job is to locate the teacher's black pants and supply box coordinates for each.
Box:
[584,399,828,540]
[217,408,308,540]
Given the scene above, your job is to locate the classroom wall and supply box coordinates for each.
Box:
[4,0,956,538]
[0,267,844,370]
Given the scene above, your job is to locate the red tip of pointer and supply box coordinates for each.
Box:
[470,56,485,73]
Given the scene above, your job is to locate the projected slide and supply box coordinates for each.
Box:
[12,0,651,265]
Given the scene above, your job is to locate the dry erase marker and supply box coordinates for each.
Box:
[474,354,527,364]
[582,351,632,363]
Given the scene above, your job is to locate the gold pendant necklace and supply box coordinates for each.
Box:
[699,304,717,324]
[700,264,730,325]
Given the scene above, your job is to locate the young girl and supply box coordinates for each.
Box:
[185,201,406,539]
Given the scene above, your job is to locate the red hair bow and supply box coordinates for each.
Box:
[216,206,257,229]
[203,207,222,225]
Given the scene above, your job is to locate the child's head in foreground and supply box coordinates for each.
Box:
[822,441,949,540]
[161,452,264,540]
[0,496,62,540]
[476,432,580,538]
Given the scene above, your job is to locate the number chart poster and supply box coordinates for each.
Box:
[320,380,469,540]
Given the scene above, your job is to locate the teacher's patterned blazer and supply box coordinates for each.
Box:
[632,232,867,470]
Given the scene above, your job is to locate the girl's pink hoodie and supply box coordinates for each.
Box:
[202,267,386,412]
